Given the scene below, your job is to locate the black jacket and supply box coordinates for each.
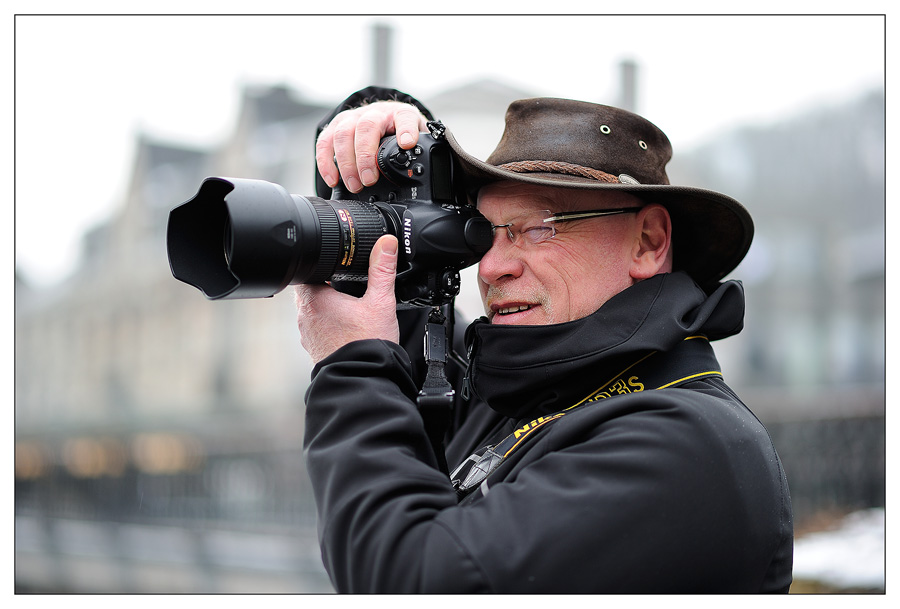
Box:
[303,272,794,593]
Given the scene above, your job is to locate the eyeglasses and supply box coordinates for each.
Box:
[490,207,644,247]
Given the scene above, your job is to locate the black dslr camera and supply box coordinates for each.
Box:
[166,122,493,307]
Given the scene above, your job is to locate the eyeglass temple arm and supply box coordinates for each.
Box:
[544,206,644,223]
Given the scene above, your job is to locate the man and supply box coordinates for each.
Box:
[294,87,794,593]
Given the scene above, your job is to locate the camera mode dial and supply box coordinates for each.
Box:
[378,136,426,184]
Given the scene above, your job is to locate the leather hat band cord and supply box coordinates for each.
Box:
[497,160,621,183]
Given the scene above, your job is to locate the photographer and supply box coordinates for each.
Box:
[294,87,793,593]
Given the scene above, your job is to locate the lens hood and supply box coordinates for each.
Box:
[167,177,315,299]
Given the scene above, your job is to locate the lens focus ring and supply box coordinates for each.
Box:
[311,200,388,282]
[311,204,341,283]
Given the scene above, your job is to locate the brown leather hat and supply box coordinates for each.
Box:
[445,97,753,290]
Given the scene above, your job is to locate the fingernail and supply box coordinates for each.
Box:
[361,168,376,185]
[382,236,398,256]
[399,133,415,147]
[346,176,362,192]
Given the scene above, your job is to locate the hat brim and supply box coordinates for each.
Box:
[446,128,754,291]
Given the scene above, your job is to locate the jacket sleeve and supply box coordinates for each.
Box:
[303,339,491,592]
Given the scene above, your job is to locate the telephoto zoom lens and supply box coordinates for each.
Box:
[166,177,395,299]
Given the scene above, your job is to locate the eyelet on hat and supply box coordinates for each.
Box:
[600,125,611,134]
[638,140,648,150]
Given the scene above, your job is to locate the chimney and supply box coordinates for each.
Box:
[618,59,638,112]
[372,23,393,87]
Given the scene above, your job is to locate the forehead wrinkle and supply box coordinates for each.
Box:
[478,182,644,216]
[477,189,555,218]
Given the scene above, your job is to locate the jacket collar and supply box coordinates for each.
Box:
[463,272,745,420]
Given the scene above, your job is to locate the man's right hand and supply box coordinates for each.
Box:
[315,101,429,193]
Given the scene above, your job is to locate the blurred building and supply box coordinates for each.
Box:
[15,84,336,593]
[15,68,885,590]
[13,76,538,593]
[672,90,885,395]
[16,84,331,445]
[669,89,886,523]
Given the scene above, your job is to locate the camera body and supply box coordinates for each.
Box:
[166,124,493,307]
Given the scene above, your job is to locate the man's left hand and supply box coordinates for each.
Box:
[294,235,401,364]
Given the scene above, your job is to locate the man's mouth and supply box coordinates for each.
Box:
[497,304,534,316]
[490,302,541,323]
[484,286,547,324]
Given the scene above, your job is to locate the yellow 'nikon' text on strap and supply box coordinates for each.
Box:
[450,336,722,499]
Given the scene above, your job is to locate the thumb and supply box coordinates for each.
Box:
[365,235,399,303]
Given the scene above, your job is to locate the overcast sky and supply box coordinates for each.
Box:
[12,8,888,287]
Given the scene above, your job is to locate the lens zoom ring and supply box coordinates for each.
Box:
[310,204,341,283]
[333,201,387,280]
[311,200,388,282]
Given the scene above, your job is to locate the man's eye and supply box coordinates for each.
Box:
[521,226,554,243]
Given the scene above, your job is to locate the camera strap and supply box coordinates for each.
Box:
[450,336,724,501]
[417,307,455,474]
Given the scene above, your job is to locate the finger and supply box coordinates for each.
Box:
[392,104,429,149]
[353,107,397,187]
[315,130,340,188]
[355,104,428,185]
[364,235,399,306]
[331,117,364,193]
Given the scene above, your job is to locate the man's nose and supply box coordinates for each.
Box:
[478,233,525,284]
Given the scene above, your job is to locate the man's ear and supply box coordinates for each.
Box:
[629,204,673,280]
